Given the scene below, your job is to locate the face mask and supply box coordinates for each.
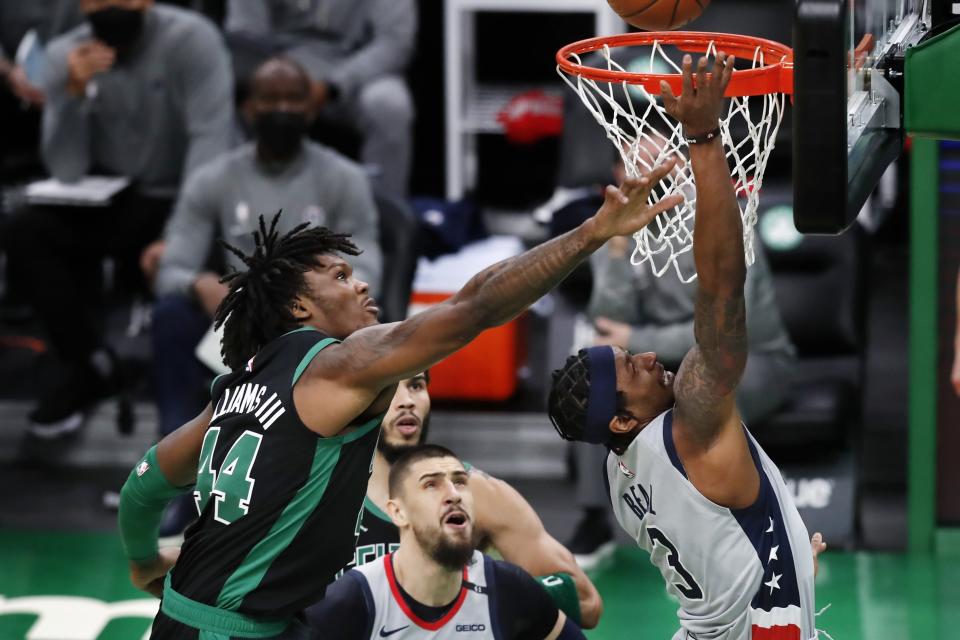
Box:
[88,7,145,50]
[254,111,308,159]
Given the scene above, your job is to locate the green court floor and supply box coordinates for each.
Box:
[0,530,957,639]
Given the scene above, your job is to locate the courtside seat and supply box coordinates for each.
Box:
[750,205,866,449]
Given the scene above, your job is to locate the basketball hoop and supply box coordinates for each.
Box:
[557,32,793,282]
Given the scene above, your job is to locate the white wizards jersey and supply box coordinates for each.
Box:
[352,550,499,639]
[606,409,816,640]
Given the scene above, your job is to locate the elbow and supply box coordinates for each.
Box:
[448,284,498,332]
[457,298,495,335]
[469,299,514,331]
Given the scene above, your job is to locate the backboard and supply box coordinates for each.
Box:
[793,0,931,233]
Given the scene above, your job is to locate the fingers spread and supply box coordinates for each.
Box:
[604,184,628,205]
[649,192,684,216]
[721,54,736,90]
[696,56,709,93]
[712,53,725,92]
[647,156,678,184]
[681,54,694,98]
[659,80,677,112]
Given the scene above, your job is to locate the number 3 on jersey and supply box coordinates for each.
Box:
[194,427,263,525]
[647,526,704,600]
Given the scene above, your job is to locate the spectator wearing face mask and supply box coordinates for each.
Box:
[141,55,380,535]
[224,0,417,199]
[3,0,233,439]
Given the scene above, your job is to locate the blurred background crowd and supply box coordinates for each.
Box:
[0,0,918,566]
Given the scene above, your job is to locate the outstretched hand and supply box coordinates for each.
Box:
[590,157,684,242]
[660,53,735,137]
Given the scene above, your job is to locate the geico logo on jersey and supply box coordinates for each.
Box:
[455,623,487,632]
[0,594,158,639]
[784,477,834,509]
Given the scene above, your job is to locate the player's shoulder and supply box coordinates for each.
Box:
[608,408,676,481]
[270,326,338,363]
[625,408,671,455]
[351,554,386,579]
[487,556,543,592]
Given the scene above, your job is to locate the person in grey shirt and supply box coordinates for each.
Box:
[142,56,381,535]
[3,0,233,439]
[224,0,417,199]
[0,0,82,106]
[42,0,234,196]
[566,223,797,570]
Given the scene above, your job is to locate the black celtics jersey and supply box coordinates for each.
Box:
[350,498,401,569]
[169,327,382,618]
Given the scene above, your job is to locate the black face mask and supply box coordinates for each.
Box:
[254,111,308,160]
[88,8,145,51]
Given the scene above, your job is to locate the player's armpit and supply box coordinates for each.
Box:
[155,403,214,486]
[471,472,602,628]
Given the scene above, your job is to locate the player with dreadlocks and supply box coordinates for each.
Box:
[215,215,363,371]
[118,151,682,638]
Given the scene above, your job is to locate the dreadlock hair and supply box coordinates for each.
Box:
[547,349,628,446]
[215,211,361,370]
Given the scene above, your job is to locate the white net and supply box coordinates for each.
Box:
[558,40,787,282]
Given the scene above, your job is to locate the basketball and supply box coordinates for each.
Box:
[607,0,710,30]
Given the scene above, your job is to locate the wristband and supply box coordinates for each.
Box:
[537,572,581,626]
[684,127,722,145]
[119,446,190,564]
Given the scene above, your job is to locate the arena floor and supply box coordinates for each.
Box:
[1,529,957,640]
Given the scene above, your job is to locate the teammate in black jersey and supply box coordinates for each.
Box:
[349,372,602,628]
[308,445,587,640]
[119,158,683,639]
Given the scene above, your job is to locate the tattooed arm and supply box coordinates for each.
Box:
[661,54,747,444]
[295,164,684,434]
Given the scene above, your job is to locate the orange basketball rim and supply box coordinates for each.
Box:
[556,31,794,97]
